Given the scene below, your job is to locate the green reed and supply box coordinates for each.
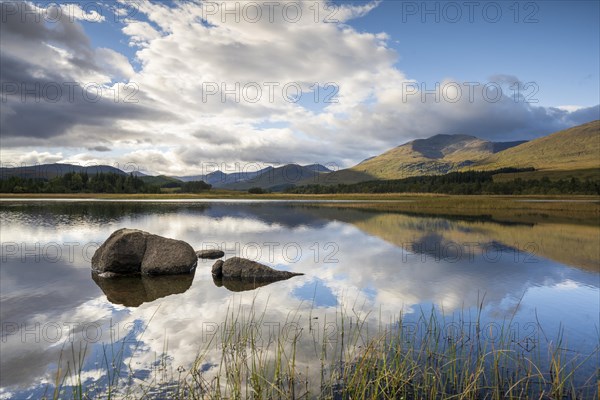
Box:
[47,298,598,399]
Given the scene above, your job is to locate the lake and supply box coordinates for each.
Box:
[1,200,598,398]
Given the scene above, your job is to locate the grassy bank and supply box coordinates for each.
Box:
[49,302,599,399]
[492,168,600,183]
[2,192,598,200]
[2,193,599,225]
[311,195,600,226]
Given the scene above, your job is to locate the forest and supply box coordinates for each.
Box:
[0,172,211,194]
[285,169,600,195]
[2,169,598,195]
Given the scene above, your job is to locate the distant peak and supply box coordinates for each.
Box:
[395,134,479,148]
[418,133,479,142]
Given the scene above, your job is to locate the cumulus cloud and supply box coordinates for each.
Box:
[0,150,65,166]
[1,0,598,175]
[0,1,163,148]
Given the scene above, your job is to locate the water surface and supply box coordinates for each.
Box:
[1,200,598,398]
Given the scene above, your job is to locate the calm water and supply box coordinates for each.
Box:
[1,200,599,398]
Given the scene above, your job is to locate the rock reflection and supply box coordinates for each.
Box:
[213,275,295,292]
[92,272,195,307]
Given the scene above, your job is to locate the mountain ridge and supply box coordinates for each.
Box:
[1,122,597,190]
[175,164,332,188]
[347,134,528,181]
[0,163,127,180]
[297,121,599,188]
[473,120,600,171]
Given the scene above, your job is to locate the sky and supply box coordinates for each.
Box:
[1,0,599,175]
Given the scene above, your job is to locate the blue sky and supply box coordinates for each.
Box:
[81,0,600,107]
[1,0,599,174]
[345,0,600,107]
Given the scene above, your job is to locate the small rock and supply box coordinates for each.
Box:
[196,249,225,259]
[221,257,303,280]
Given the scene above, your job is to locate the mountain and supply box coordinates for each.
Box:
[0,162,332,191]
[346,134,527,181]
[0,163,127,180]
[3,122,596,189]
[176,171,227,185]
[473,120,600,171]
[0,163,189,187]
[175,167,273,186]
[221,164,331,191]
[295,121,599,187]
[176,164,331,189]
[139,175,183,187]
[304,163,332,173]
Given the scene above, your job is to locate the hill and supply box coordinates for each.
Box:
[221,164,331,191]
[0,163,127,180]
[2,121,596,191]
[302,121,599,186]
[347,134,526,180]
[473,120,600,171]
[139,175,183,187]
[175,164,332,190]
[0,164,191,189]
[176,171,225,185]
[175,167,273,187]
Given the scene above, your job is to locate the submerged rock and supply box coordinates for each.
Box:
[92,228,197,276]
[196,249,225,259]
[211,257,303,291]
[221,257,303,280]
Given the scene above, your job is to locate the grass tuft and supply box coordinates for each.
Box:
[47,300,599,399]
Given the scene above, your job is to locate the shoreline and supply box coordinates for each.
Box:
[2,193,598,226]
[1,192,598,200]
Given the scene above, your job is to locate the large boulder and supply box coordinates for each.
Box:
[92,228,197,276]
[220,257,303,280]
[141,235,198,275]
[91,229,147,275]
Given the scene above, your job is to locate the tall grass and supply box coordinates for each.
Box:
[47,300,598,399]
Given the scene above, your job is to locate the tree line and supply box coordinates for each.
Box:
[0,172,211,194]
[285,169,600,195]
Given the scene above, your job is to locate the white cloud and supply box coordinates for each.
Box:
[121,20,162,46]
[95,48,136,79]
[105,0,408,171]
[556,105,585,113]
[61,3,106,22]
[1,150,65,166]
[1,0,598,175]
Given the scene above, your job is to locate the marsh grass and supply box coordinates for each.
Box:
[47,299,598,399]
